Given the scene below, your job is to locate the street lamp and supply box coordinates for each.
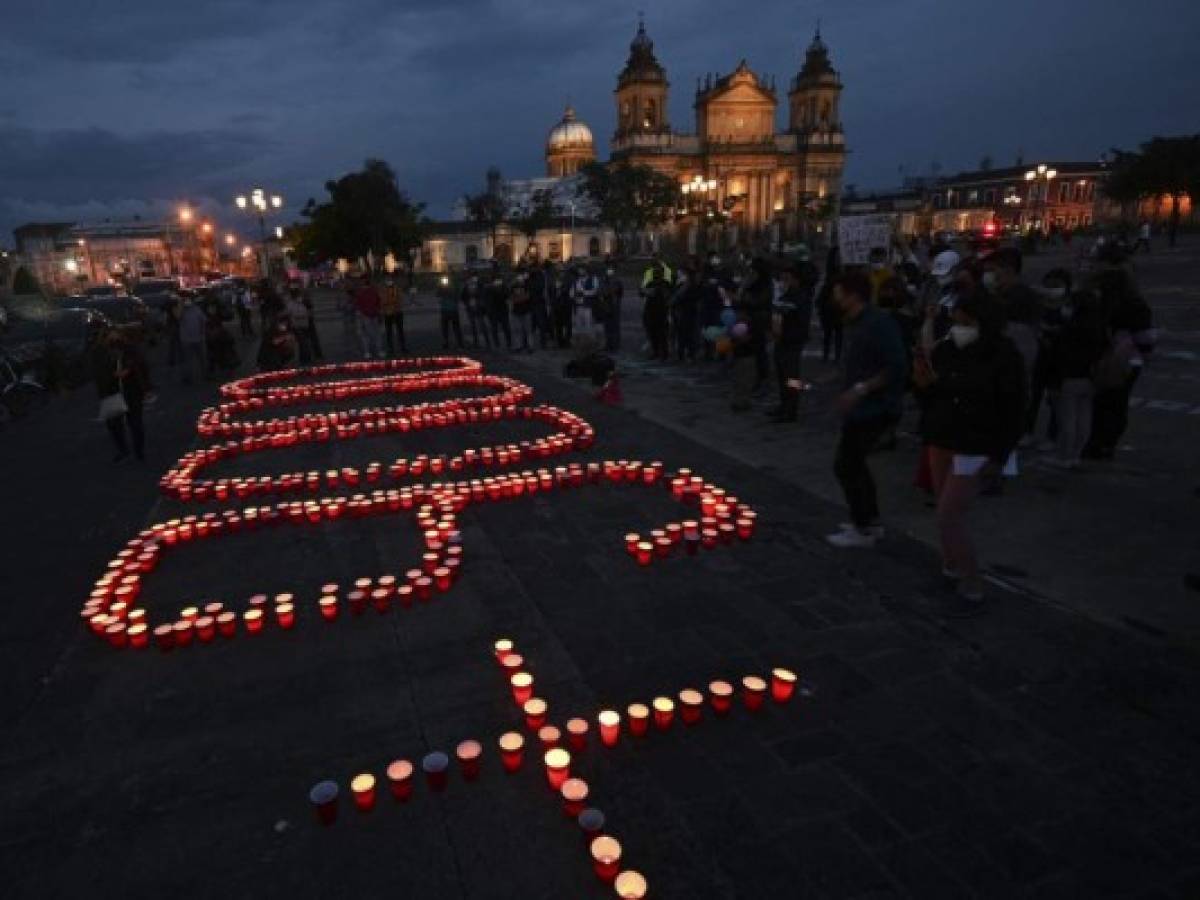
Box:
[233,187,285,278]
[1024,164,1057,233]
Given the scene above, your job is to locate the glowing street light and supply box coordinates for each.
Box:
[234,186,285,277]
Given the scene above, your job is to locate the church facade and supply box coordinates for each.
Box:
[609,21,847,250]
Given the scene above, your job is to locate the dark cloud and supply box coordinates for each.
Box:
[2,0,1199,245]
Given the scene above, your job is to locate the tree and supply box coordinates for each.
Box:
[1105,135,1200,245]
[290,158,427,270]
[511,188,558,244]
[575,161,680,251]
[12,266,40,295]
[462,167,509,259]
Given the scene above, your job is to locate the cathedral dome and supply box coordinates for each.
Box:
[546,105,594,151]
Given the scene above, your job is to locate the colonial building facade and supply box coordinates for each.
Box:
[609,22,847,250]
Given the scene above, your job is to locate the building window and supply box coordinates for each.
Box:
[983,189,995,205]
[643,98,656,129]
[465,245,478,263]
[1059,182,1070,203]
[967,189,979,205]
[549,241,561,261]
[588,237,601,256]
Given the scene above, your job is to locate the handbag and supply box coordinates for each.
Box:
[99,391,128,420]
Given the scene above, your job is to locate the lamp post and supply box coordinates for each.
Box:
[680,175,718,253]
[234,188,284,278]
[1023,164,1057,234]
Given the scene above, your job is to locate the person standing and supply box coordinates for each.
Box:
[816,245,844,364]
[461,275,490,350]
[285,287,314,365]
[914,291,1026,609]
[94,326,149,463]
[381,277,407,355]
[437,276,464,350]
[552,266,573,348]
[237,284,255,337]
[1134,220,1151,254]
[640,263,670,360]
[1049,289,1107,469]
[768,260,816,423]
[671,266,700,361]
[601,263,624,353]
[353,277,384,359]
[825,271,908,548]
[982,247,1041,395]
[486,268,513,350]
[165,293,183,368]
[571,265,603,348]
[528,262,552,349]
[740,256,774,393]
[510,272,534,352]
[178,296,206,384]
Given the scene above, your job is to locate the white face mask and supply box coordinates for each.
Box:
[982,271,998,292]
[949,324,980,348]
[606,268,614,276]
[1042,286,1066,302]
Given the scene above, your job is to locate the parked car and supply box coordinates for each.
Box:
[1,302,110,388]
[64,294,151,331]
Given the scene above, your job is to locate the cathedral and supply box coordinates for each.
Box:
[548,19,847,248]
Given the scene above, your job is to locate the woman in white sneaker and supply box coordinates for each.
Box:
[914,289,1026,610]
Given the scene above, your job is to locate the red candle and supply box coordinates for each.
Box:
[309,780,339,826]
[709,680,734,715]
[654,536,672,558]
[560,777,589,818]
[493,638,514,662]
[742,675,767,711]
[627,703,650,737]
[434,567,452,592]
[203,601,224,619]
[523,697,548,731]
[243,608,265,634]
[736,518,754,540]
[105,623,127,648]
[275,602,295,629]
[216,611,237,637]
[701,528,718,549]
[598,710,620,746]
[153,625,174,652]
[318,595,338,621]
[679,688,704,725]
[127,623,149,649]
[614,870,648,899]
[652,696,675,730]
[386,759,414,802]
[566,717,589,752]
[395,585,414,608]
[180,605,199,622]
[370,588,391,613]
[537,725,561,750]
[590,835,622,882]
[456,740,483,781]
[635,542,653,566]
[498,731,525,773]
[543,748,571,790]
[624,533,640,555]
[172,619,194,647]
[350,773,376,811]
[422,752,450,792]
[510,672,534,705]
[194,615,216,642]
[414,577,433,602]
[771,667,797,703]
[501,653,524,676]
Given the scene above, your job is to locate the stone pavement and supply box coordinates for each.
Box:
[1,298,1198,899]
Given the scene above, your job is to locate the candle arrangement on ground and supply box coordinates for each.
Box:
[78,356,758,652]
[308,637,805,898]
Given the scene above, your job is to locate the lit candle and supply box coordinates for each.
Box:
[510,672,534,705]
[493,638,514,662]
[498,731,525,773]
[243,608,264,634]
[172,620,194,647]
[678,688,704,725]
[566,717,589,752]
[709,680,734,715]
[523,697,548,731]
[414,577,433,602]
[627,703,650,737]
[194,615,216,642]
[614,870,648,899]
[318,595,338,621]
[501,653,524,676]
[590,835,622,882]
[537,725,561,750]
[216,611,237,637]
[180,605,199,622]
[456,740,483,781]
[625,533,641,555]
[771,667,797,703]
[544,748,571,790]
[652,696,675,731]
[598,710,621,746]
[742,675,767,711]
[309,780,338,826]
[422,751,450,792]
[560,777,589,818]
[127,623,149,649]
[635,542,653,566]
[275,602,295,629]
[386,759,414,802]
[434,567,452,592]
[371,587,391,613]
[350,773,376,811]
[736,517,755,540]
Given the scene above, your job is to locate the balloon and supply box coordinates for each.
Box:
[731,322,749,340]
[719,308,737,328]
[702,326,724,342]
[715,337,732,355]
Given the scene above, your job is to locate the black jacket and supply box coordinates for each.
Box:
[921,335,1027,462]
[773,286,813,347]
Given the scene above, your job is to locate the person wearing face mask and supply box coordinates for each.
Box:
[698,254,726,360]
[982,247,1040,394]
[913,291,1026,611]
[670,266,700,361]
[597,264,624,352]
[825,271,908,548]
[1047,288,1107,469]
[866,246,894,303]
[1027,268,1074,446]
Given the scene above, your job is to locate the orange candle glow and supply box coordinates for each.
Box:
[560,777,589,818]
[523,697,548,731]
[493,638,514,661]
[275,602,295,629]
[456,740,483,781]
[627,703,650,737]
[566,717,589,752]
[590,835,622,882]
[350,773,376,811]
[709,680,734,715]
[386,759,414,802]
[679,688,704,725]
[498,731,525,773]
[510,671,534,705]
[652,696,675,730]
[544,748,571,790]
[771,667,797,703]
[537,725,561,750]
[614,870,648,899]
[598,710,621,746]
[216,611,237,637]
[318,595,338,621]
[742,675,767,711]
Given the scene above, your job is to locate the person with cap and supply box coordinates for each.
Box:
[913,288,1026,611]
[826,270,908,548]
[767,257,817,423]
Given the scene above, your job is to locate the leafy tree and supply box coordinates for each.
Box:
[462,167,509,255]
[511,189,558,243]
[290,158,427,270]
[12,266,40,295]
[1105,135,1200,245]
[575,161,680,251]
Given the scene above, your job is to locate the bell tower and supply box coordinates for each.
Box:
[614,16,669,139]
[788,28,842,135]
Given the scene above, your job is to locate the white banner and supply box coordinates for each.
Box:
[837,214,894,265]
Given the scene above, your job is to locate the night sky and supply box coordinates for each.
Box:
[2,0,1197,244]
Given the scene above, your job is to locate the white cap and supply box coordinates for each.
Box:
[930,250,961,278]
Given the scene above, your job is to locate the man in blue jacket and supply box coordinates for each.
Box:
[826,270,908,548]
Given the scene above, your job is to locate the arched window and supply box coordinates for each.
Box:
[820,100,832,125]
[643,98,656,129]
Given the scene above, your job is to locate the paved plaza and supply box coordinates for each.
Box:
[2,247,1200,899]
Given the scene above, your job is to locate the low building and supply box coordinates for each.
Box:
[419,219,615,274]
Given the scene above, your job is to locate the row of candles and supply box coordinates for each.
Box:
[84,456,755,650]
[310,638,799,899]
[216,355,482,402]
